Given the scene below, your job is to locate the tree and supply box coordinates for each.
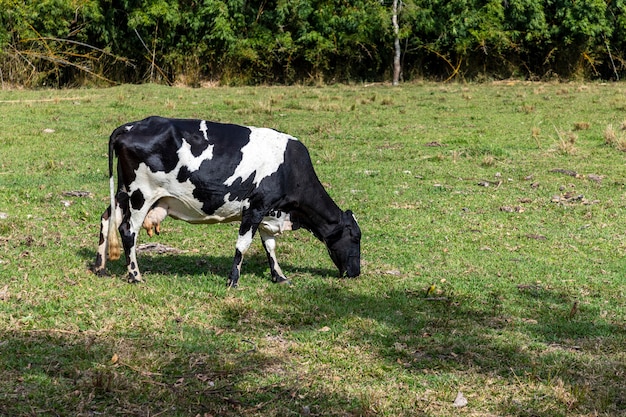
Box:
[391,0,401,84]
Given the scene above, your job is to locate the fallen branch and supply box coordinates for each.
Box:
[549,168,579,177]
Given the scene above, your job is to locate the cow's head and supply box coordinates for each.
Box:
[326,210,361,278]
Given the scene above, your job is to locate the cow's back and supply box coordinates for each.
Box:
[111,116,298,217]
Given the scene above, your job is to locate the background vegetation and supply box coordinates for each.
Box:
[0,82,625,415]
[1,0,625,87]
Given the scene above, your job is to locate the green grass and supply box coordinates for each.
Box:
[0,82,625,416]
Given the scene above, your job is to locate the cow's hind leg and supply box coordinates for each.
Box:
[92,205,112,276]
[93,202,124,276]
[119,193,153,283]
[120,218,142,283]
[259,230,289,284]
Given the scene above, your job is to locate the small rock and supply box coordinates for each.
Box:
[586,174,604,183]
[525,234,547,240]
[550,168,579,177]
[453,391,468,408]
[0,285,9,301]
[500,206,524,213]
[136,243,184,254]
[62,190,93,198]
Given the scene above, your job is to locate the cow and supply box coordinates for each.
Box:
[92,116,361,287]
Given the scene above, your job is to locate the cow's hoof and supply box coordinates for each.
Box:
[227,279,238,288]
[92,267,110,277]
[273,276,291,285]
[127,275,143,284]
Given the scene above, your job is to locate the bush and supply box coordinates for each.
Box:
[0,0,625,86]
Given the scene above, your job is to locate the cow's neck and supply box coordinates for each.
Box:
[295,188,344,242]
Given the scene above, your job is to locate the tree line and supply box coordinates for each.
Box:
[0,0,624,87]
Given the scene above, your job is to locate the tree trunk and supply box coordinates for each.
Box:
[392,0,401,85]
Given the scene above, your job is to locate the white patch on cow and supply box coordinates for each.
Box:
[260,212,292,235]
[142,192,250,225]
[182,193,249,223]
[177,138,213,171]
[224,128,293,187]
[130,162,203,216]
[125,125,133,131]
[199,120,209,141]
[236,229,254,254]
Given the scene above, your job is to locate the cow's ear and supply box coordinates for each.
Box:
[343,210,360,238]
[343,210,357,224]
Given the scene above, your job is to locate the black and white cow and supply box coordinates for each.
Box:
[93,116,361,287]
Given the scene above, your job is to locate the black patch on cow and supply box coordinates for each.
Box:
[204,121,251,150]
[94,252,103,270]
[179,122,265,215]
[177,165,191,183]
[116,191,130,211]
[118,218,136,259]
[98,208,110,245]
[130,189,145,210]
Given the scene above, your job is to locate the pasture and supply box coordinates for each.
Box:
[0,82,625,416]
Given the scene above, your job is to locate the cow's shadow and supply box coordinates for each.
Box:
[78,247,337,284]
[63,247,626,416]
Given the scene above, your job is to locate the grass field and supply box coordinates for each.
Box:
[0,82,625,416]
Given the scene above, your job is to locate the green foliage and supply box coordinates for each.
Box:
[0,0,113,86]
[1,0,626,85]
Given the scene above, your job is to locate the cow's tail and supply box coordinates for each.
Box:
[107,130,122,261]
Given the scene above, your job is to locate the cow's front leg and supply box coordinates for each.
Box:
[227,213,262,288]
[259,230,289,284]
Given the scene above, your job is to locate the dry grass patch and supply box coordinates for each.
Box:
[481,154,496,167]
[604,123,626,151]
[553,128,577,155]
[604,124,617,145]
